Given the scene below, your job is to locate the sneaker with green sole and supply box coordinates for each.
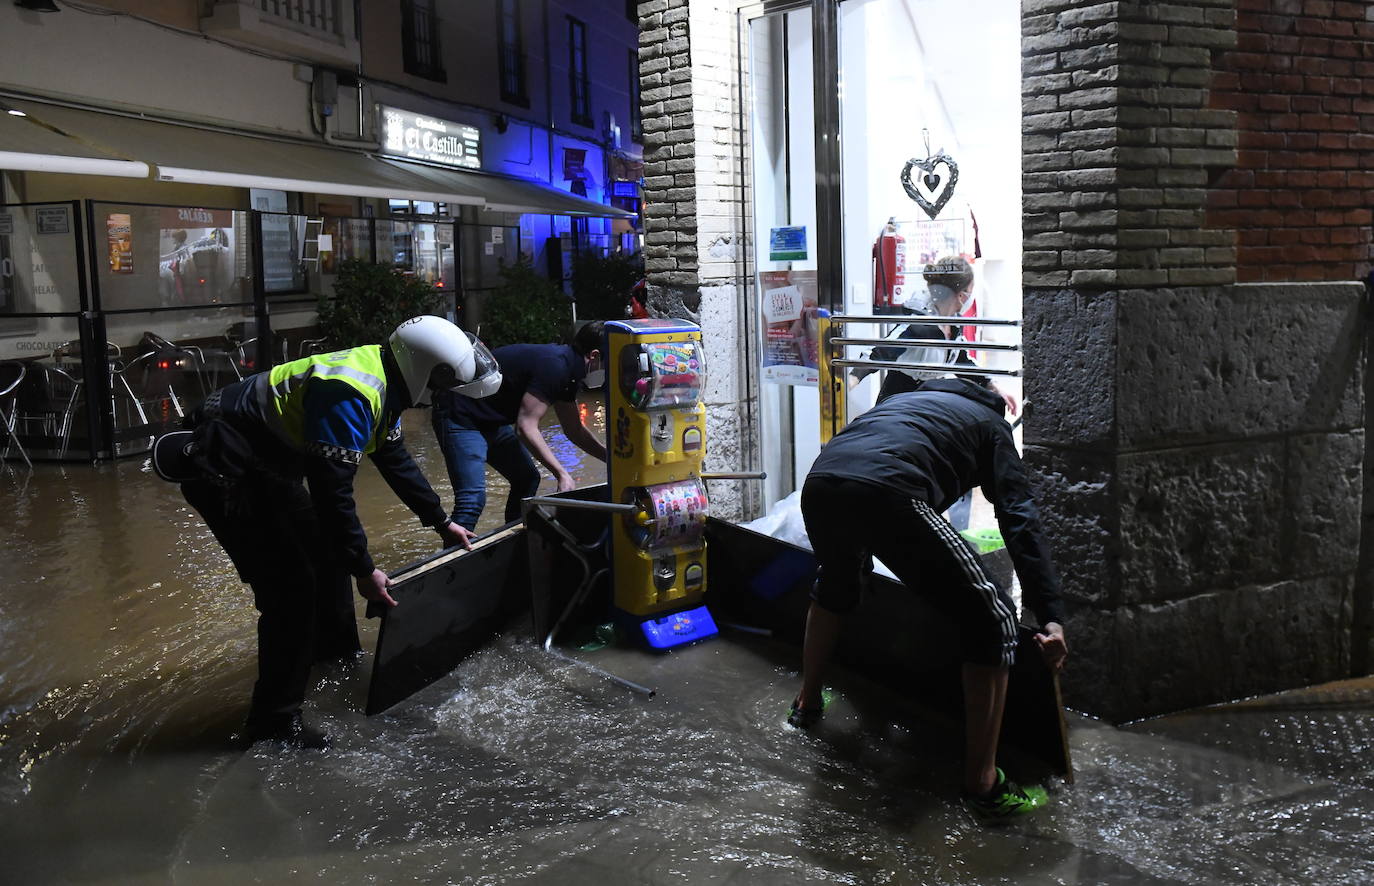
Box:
[786,689,834,729]
[961,768,1048,822]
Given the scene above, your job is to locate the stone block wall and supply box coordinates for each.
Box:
[1026,284,1364,721]
[638,0,756,520]
[1024,0,1370,721]
[1208,1,1374,283]
[1022,0,1238,290]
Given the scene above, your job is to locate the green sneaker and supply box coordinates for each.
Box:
[961,768,1048,822]
[786,689,834,729]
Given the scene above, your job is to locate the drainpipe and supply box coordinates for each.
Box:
[544,0,558,281]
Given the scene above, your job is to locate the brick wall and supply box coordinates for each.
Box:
[1022,0,1237,289]
[1208,0,1374,283]
[637,0,757,520]
[639,0,699,302]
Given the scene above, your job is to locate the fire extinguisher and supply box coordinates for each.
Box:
[872,217,906,314]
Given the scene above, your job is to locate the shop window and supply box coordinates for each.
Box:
[497,0,529,108]
[402,0,446,83]
[568,17,591,127]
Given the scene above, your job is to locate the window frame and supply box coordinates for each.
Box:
[401,0,446,83]
[567,16,592,128]
[496,0,530,108]
[629,48,642,143]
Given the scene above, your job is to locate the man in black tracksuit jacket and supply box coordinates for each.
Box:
[789,377,1068,819]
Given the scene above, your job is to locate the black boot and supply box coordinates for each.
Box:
[244,712,332,751]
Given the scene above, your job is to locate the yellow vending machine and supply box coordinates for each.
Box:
[605,319,718,649]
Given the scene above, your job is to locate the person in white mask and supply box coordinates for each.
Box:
[431,320,608,531]
[852,255,1017,415]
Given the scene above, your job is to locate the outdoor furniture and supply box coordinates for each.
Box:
[51,340,148,458]
[224,321,286,378]
[14,361,82,459]
[0,361,33,469]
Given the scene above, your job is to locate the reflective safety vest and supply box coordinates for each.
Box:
[255,345,392,459]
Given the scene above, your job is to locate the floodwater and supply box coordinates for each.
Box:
[2,403,1374,884]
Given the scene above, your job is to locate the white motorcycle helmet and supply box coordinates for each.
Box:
[388,316,503,406]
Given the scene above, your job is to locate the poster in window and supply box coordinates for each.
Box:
[0,230,13,313]
[35,206,69,235]
[156,208,236,305]
[760,269,820,386]
[107,213,134,274]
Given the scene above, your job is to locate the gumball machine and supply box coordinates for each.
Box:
[604,319,718,649]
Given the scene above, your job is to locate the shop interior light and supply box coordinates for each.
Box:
[6,109,27,117]
[14,0,62,12]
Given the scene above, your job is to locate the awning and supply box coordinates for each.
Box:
[3,100,632,218]
[5,99,484,206]
[379,158,631,217]
[0,105,148,178]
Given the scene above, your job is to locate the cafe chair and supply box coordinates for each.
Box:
[0,361,33,469]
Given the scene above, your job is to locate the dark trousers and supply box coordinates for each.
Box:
[801,475,1019,667]
[182,476,360,725]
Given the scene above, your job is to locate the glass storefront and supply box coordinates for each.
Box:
[741,0,1024,529]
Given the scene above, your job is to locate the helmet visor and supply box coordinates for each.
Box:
[450,333,503,399]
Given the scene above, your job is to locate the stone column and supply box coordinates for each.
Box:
[1023,0,1366,721]
[638,0,756,520]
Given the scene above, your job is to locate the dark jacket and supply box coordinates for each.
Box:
[808,378,1064,626]
[198,362,445,579]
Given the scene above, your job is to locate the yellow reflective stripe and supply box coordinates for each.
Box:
[268,363,385,400]
[258,346,389,455]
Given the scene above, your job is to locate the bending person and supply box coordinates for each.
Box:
[152,316,501,750]
[788,377,1067,821]
[431,320,609,531]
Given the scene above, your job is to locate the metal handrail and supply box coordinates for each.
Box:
[828,314,1019,327]
[831,337,1021,351]
[832,358,1020,378]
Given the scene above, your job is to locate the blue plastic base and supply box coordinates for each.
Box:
[636,605,719,650]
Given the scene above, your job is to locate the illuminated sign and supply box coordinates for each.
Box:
[379,105,481,170]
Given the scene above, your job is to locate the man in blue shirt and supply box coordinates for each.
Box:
[431,321,608,531]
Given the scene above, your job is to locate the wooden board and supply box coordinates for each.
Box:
[364,523,528,715]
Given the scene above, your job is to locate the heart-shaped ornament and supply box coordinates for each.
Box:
[901,151,959,219]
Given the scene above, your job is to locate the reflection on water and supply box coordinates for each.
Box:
[1,400,1373,884]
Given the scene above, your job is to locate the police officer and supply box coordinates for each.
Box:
[153,316,501,749]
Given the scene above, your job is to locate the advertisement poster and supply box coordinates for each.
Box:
[768,225,807,261]
[107,213,133,274]
[156,207,237,304]
[905,217,967,269]
[0,225,13,314]
[760,269,820,386]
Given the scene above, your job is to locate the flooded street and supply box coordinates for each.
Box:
[2,403,1374,884]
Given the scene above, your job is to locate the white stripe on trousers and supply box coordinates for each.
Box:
[909,499,1019,668]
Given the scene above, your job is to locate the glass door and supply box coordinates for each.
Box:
[744,3,821,509]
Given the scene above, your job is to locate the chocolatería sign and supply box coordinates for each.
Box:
[379,105,480,170]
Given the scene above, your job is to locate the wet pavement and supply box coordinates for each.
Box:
[1,406,1372,884]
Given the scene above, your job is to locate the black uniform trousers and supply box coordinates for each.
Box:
[181,474,361,726]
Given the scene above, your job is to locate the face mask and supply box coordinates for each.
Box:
[583,369,606,391]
